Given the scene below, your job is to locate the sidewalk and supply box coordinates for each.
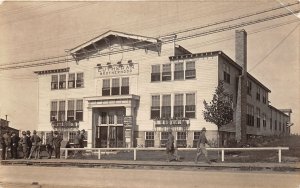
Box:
[2,158,300,172]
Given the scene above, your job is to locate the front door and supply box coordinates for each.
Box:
[95,108,125,148]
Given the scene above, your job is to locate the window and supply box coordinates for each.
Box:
[59,74,66,89]
[256,108,260,128]
[69,131,77,143]
[186,93,195,118]
[174,63,184,80]
[262,113,266,129]
[161,95,171,118]
[151,95,160,119]
[76,73,84,88]
[51,75,58,90]
[121,77,129,95]
[275,120,277,130]
[101,112,107,124]
[50,101,58,121]
[151,65,160,82]
[247,80,252,96]
[256,87,261,101]
[162,64,171,81]
[76,100,83,121]
[247,104,254,126]
[262,90,267,104]
[68,73,75,89]
[67,100,75,121]
[223,63,230,84]
[193,132,201,147]
[160,132,168,147]
[177,132,187,148]
[145,132,154,147]
[186,61,196,79]
[58,101,65,121]
[102,79,110,96]
[112,78,120,95]
[174,94,184,118]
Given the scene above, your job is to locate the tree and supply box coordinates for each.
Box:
[203,81,234,147]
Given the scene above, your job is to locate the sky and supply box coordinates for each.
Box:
[0,0,299,134]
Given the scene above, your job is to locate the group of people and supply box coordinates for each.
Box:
[0,130,63,160]
[166,127,212,164]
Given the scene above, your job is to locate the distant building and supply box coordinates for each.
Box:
[34,30,292,148]
[0,118,19,137]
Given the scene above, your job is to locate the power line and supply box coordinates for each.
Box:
[0,7,299,71]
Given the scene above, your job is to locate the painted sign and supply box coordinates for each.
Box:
[95,63,138,77]
[123,116,133,128]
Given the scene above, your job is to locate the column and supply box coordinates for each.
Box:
[87,108,93,148]
[125,106,134,148]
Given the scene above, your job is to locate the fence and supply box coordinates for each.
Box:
[60,147,289,163]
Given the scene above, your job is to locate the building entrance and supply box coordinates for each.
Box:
[94,108,125,148]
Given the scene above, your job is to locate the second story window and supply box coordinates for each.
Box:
[174,63,184,80]
[151,65,161,82]
[185,61,196,79]
[67,100,75,121]
[121,77,129,95]
[161,95,171,118]
[162,64,171,81]
[256,87,261,101]
[76,73,84,88]
[247,80,252,96]
[186,93,196,118]
[174,94,184,118]
[68,74,75,89]
[76,100,83,121]
[102,79,110,96]
[151,95,160,119]
[223,63,230,84]
[59,74,66,89]
[112,78,120,95]
[50,101,58,121]
[58,101,66,121]
[51,75,58,90]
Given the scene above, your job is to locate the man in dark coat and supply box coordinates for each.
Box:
[166,129,175,162]
[3,131,12,160]
[195,127,211,164]
[19,131,28,159]
[46,131,54,159]
[11,132,20,159]
[53,131,63,159]
[1,133,6,160]
[26,130,32,158]
[28,130,41,159]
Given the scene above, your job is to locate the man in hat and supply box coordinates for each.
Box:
[195,127,211,164]
[46,131,54,159]
[26,130,32,158]
[28,130,41,159]
[53,131,63,159]
[3,131,12,160]
[19,131,28,159]
[166,129,175,162]
[11,132,20,159]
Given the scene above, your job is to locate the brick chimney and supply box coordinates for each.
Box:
[235,29,247,144]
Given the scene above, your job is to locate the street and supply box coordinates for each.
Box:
[0,165,299,188]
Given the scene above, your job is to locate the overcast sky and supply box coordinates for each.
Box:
[0,0,299,134]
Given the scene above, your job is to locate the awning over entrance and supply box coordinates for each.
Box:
[85,94,139,108]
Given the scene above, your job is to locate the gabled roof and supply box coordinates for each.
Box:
[69,30,159,54]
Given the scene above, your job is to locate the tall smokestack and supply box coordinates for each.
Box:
[235,29,247,144]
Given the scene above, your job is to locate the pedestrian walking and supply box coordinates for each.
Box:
[195,127,212,164]
[53,131,63,159]
[3,131,12,160]
[11,132,20,159]
[19,131,28,159]
[26,130,32,158]
[166,129,175,162]
[46,131,54,159]
[28,130,41,159]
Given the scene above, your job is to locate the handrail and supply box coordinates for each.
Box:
[59,147,289,163]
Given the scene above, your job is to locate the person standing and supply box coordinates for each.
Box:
[79,129,86,148]
[28,130,41,159]
[19,131,28,159]
[195,127,212,164]
[73,131,81,158]
[3,131,12,160]
[166,129,175,162]
[46,131,54,159]
[53,131,63,159]
[11,132,20,159]
[0,133,6,160]
[26,130,32,159]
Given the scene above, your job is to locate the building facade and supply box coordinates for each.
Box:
[34,30,292,148]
